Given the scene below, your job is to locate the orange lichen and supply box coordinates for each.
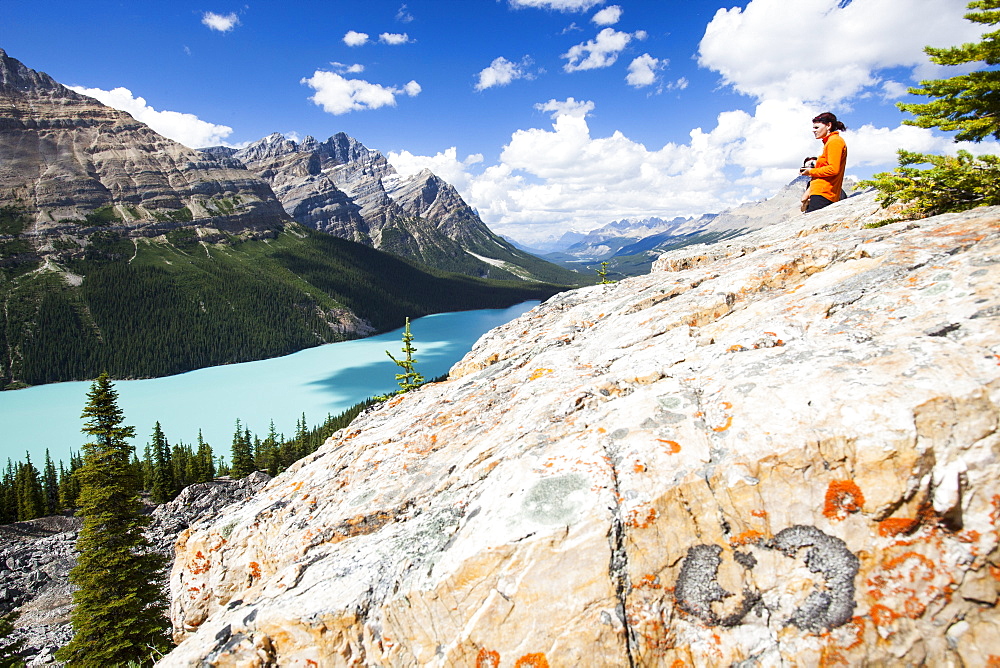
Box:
[670,661,686,668]
[730,530,764,547]
[476,649,500,668]
[986,656,1000,668]
[823,480,865,520]
[634,462,647,473]
[657,439,682,454]
[727,344,747,353]
[529,368,554,381]
[878,518,918,537]
[869,604,898,627]
[515,653,549,668]
[248,561,261,580]
[190,551,210,575]
[627,507,659,529]
[751,509,768,518]
[637,573,662,589]
[711,416,733,432]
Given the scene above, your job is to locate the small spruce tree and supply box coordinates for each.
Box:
[385,317,425,394]
[57,372,169,666]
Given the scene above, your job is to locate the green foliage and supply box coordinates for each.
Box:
[83,206,121,228]
[898,0,1000,142]
[0,207,28,236]
[57,373,170,666]
[385,317,425,394]
[0,611,26,667]
[147,423,174,504]
[859,149,1000,217]
[153,207,193,223]
[229,419,255,479]
[596,261,616,284]
[863,1,1000,217]
[164,228,199,248]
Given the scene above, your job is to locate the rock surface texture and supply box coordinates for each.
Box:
[224,132,574,282]
[164,193,1000,666]
[0,49,286,234]
[0,474,270,665]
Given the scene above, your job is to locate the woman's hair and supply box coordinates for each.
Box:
[813,112,847,132]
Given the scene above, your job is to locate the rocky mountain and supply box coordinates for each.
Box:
[0,49,286,235]
[160,193,1000,665]
[0,473,271,665]
[217,133,582,284]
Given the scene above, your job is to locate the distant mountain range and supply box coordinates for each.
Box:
[537,177,820,277]
[0,49,570,388]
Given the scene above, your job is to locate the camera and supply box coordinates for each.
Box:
[800,156,817,174]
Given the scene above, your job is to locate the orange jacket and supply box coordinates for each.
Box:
[806,131,847,202]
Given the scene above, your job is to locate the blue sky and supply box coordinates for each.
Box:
[2,0,995,242]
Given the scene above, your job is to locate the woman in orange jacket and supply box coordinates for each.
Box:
[800,112,847,213]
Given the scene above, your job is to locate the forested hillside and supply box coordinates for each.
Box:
[0,217,563,388]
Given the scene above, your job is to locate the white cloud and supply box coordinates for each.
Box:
[534,97,595,119]
[509,0,606,10]
[880,80,909,100]
[698,0,983,105]
[300,71,420,115]
[626,54,663,88]
[330,62,366,74]
[562,28,643,72]
[396,4,414,22]
[201,11,239,32]
[475,56,533,91]
[69,86,233,148]
[592,5,622,25]
[387,147,484,190]
[379,32,411,45]
[343,30,370,47]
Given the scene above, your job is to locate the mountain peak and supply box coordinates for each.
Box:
[0,49,83,99]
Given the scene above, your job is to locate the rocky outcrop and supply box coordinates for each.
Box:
[228,133,578,283]
[0,473,270,665]
[163,193,1000,665]
[0,49,287,236]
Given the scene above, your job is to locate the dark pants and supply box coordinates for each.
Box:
[805,195,835,213]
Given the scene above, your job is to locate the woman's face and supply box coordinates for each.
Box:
[812,122,832,139]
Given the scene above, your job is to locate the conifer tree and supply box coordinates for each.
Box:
[192,431,214,483]
[899,0,1000,141]
[57,453,82,511]
[57,372,169,665]
[15,454,44,521]
[863,0,1000,216]
[230,419,255,479]
[148,422,173,504]
[386,317,424,393]
[0,610,25,667]
[42,450,58,515]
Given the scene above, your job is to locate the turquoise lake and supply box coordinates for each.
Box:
[0,302,538,467]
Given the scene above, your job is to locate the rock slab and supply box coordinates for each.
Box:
[164,193,1000,666]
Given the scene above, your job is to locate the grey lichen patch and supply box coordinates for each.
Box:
[770,525,859,632]
[675,544,761,627]
[674,525,858,632]
[521,474,587,525]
